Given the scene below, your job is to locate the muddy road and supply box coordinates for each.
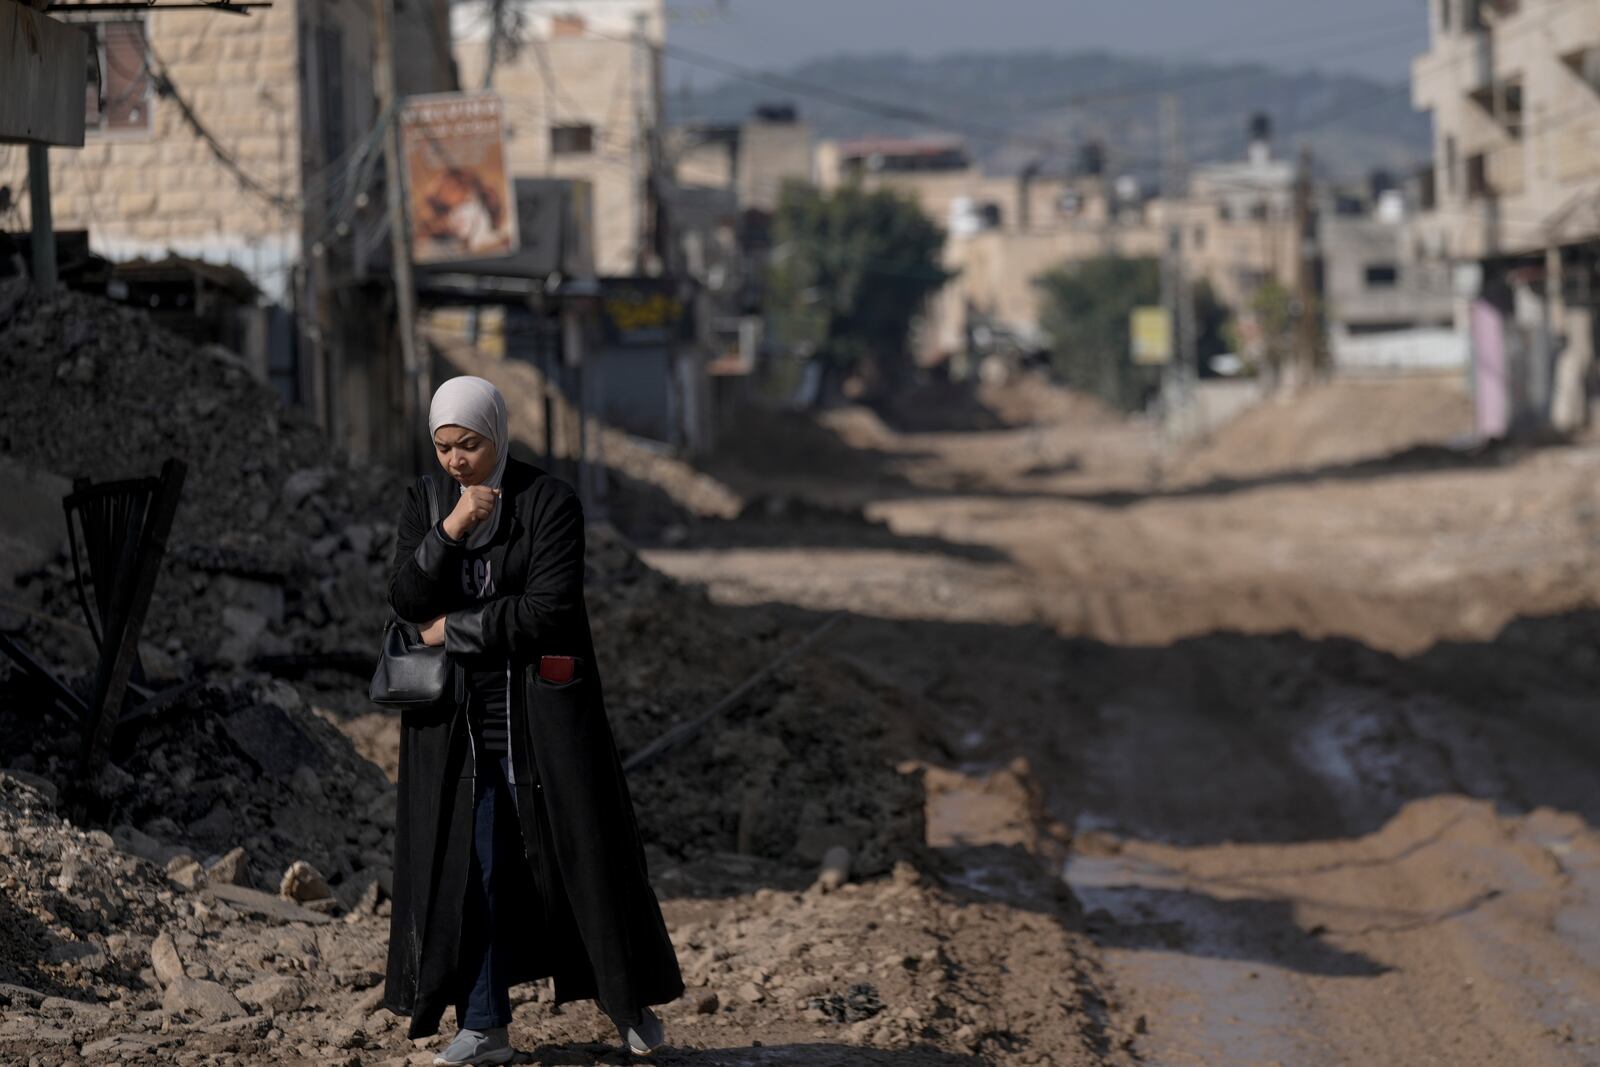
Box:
[642,377,1600,1066]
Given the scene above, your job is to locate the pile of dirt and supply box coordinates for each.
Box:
[0,765,400,1067]
[0,280,405,680]
[0,771,178,1001]
[0,289,951,1063]
[1175,376,1476,484]
[978,370,1124,430]
[0,286,925,880]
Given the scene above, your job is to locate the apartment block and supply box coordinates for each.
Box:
[1412,0,1600,432]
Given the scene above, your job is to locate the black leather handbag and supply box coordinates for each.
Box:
[369,477,451,709]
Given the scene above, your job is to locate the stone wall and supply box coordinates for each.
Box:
[35,4,307,299]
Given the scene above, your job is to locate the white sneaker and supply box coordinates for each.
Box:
[616,1007,666,1054]
[433,1026,513,1065]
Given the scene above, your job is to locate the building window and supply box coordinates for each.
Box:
[1466,152,1490,198]
[1417,164,1437,210]
[1472,79,1525,138]
[83,19,151,134]
[1439,0,1451,32]
[1567,46,1600,95]
[1364,264,1400,287]
[1444,135,1458,193]
[550,124,595,155]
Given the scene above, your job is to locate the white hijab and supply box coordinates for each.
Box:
[427,375,509,551]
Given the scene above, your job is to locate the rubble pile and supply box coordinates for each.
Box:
[0,772,177,1002]
[0,280,404,678]
[0,769,399,1066]
[0,292,1121,1065]
[0,286,923,878]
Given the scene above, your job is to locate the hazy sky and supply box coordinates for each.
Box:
[667,0,1432,85]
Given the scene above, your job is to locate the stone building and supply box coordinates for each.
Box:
[9,0,455,464]
[1411,0,1600,433]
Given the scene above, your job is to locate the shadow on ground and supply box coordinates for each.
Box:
[1030,438,1530,508]
[518,1041,986,1065]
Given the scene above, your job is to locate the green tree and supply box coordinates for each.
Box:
[1034,255,1161,412]
[766,181,952,401]
[1225,279,1295,380]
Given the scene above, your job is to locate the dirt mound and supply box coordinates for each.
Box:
[1176,377,1475,483]
[0,289,951,1062]
[979,370,1124,429]
[0,772,180,999]
[1,288,925,883]
[874,379,1009,433]
[0,280,404,681]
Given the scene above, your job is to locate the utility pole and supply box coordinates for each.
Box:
[1159,95,1195,435]
[1293,145,1319,386]
[377,0,424,475]
[482,0,506,89]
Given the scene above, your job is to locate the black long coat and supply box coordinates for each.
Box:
[381,457,683,1039]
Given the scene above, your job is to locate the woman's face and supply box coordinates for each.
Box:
[433,424,497,486]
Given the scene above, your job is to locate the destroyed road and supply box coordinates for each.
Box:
[2,282,1597,1066]
[644,375,1600,1067]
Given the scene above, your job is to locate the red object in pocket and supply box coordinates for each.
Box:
[538,655,576,683]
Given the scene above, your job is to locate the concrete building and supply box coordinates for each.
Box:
[452,0,664,277]
[7,0,455,464]
[1412,0,1600,433]
[1319,184,1464,373]
[670,103,814,385]
[673,103,813,213]
[1172,119,1301,313]
[814,136,1089,237]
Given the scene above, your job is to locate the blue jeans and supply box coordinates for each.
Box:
[456,749,521,1030]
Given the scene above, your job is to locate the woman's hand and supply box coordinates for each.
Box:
[441,485,501,541]
[420,615,447,647]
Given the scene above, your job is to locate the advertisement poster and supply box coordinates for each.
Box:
[399,91,519,265]
[1130,305,1173,366]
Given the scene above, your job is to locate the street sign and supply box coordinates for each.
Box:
[1131,306,1173,366]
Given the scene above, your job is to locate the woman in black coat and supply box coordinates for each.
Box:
[382,375,683,1065]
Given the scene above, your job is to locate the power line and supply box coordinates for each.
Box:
[605,31,1077,156]
[144,41,296,214]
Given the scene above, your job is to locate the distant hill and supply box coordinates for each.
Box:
[667,49,1431,185]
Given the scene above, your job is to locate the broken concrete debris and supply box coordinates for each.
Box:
[0,287,1028,1062]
